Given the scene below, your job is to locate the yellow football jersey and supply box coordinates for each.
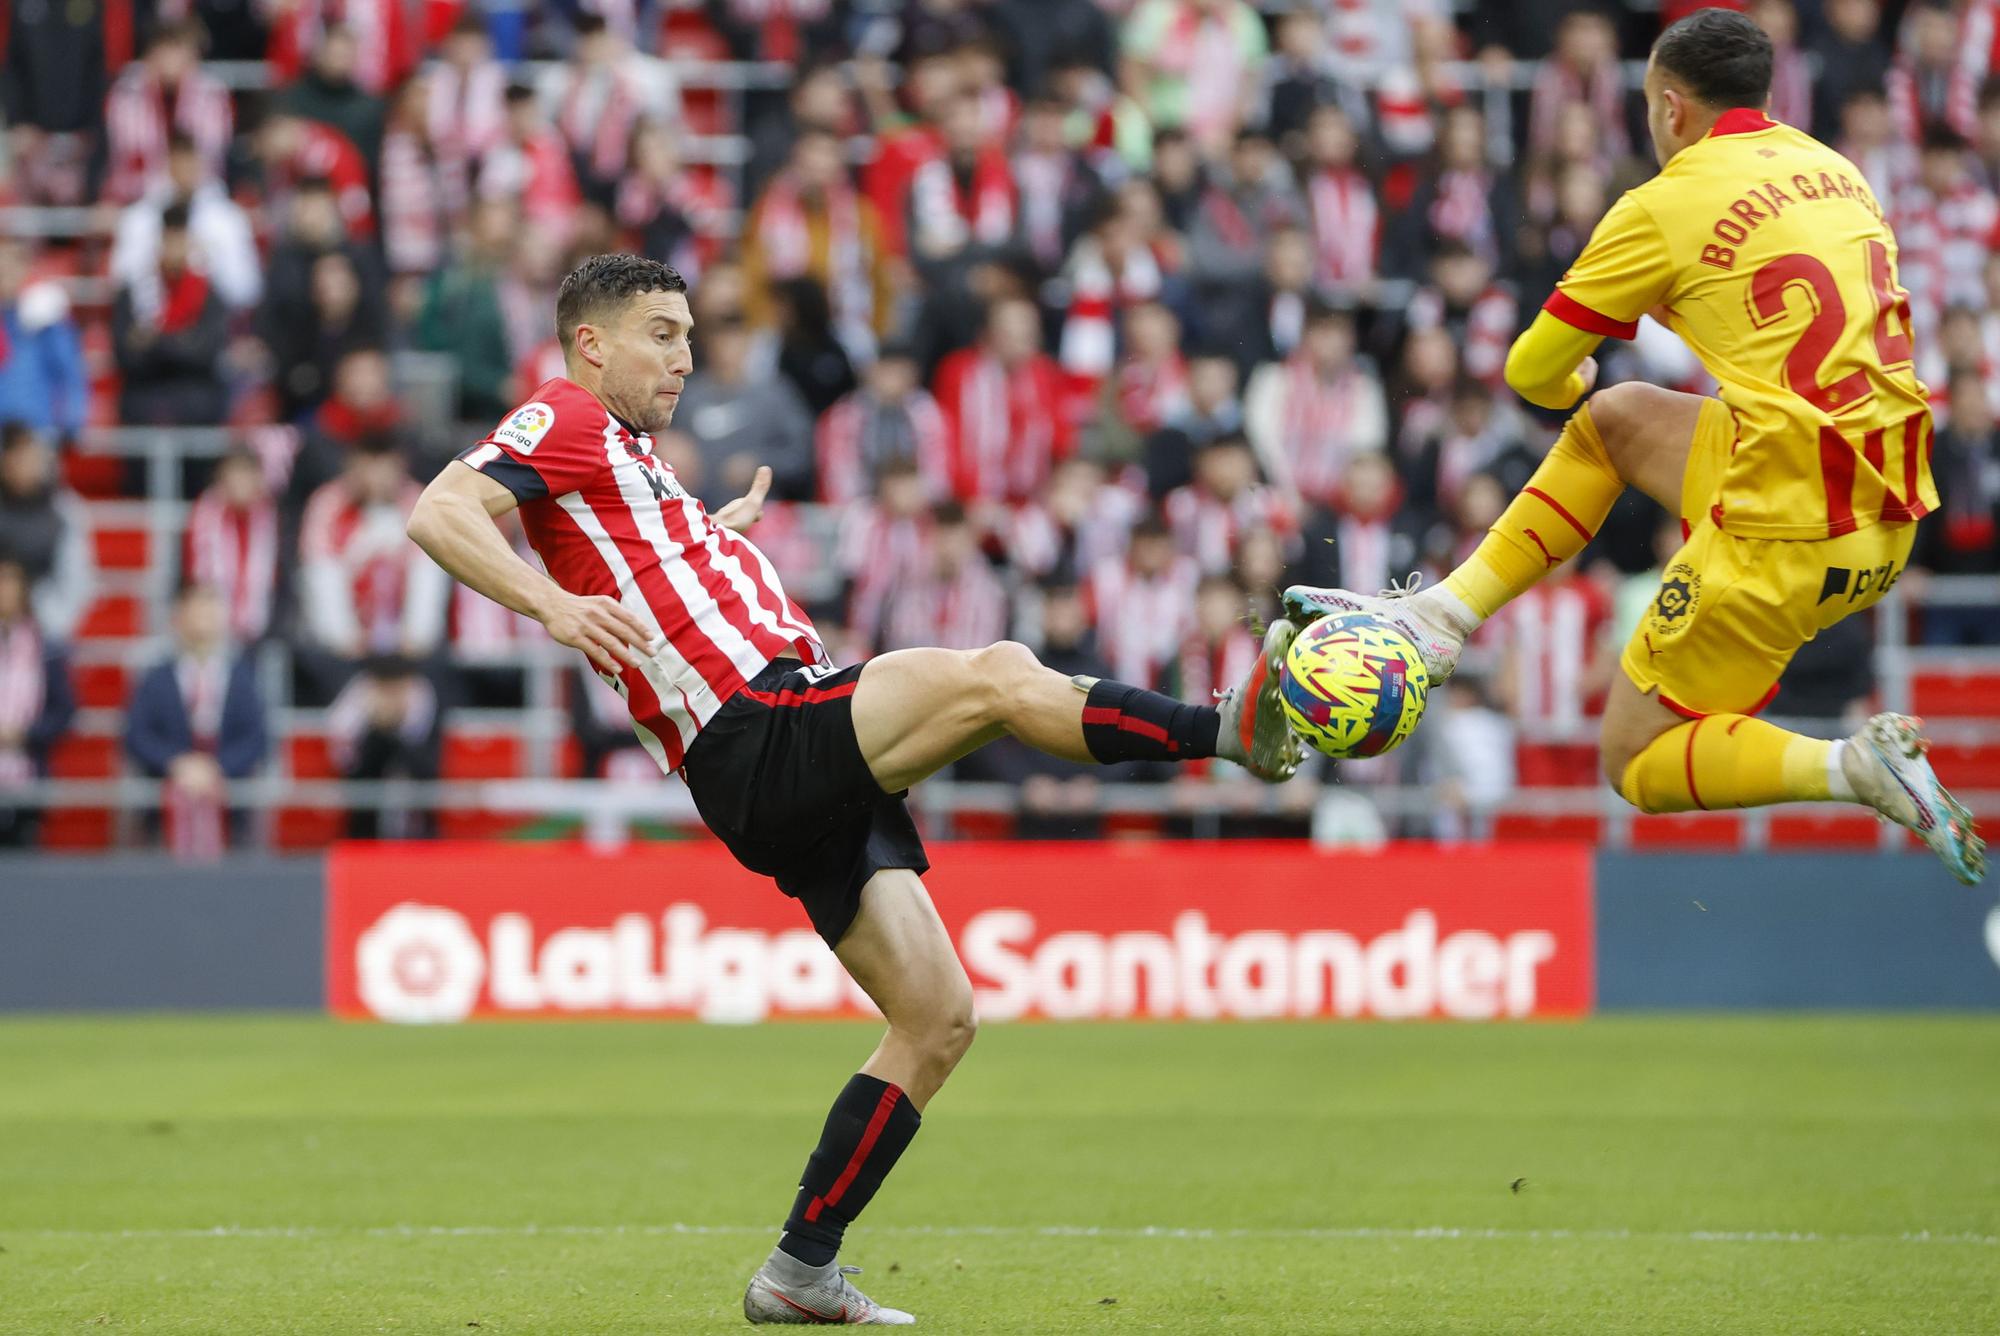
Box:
[1547,108,1938,540]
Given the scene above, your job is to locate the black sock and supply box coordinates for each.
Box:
[777,1074,921,1267]
[1079,679,1220,763]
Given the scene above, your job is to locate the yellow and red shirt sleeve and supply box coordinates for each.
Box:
[1505,192,1676,409]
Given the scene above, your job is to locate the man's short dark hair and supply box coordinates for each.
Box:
[161,201,192,232]
[556,253,687,354]
[1652,8,1773,109]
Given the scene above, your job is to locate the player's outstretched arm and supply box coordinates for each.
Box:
[1503,312,1601,410]
[407,461,651,675]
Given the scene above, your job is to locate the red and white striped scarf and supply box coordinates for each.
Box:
[1308,166,1379,289]
[1086,553,1199,691]
[815,390,952,505]
[1059,240,1163,378]
[1279,354,1369,506]
[1428,169,1496,264]
[951,353,1063,502]
[104,66,233,202]
[426,58,509,212]
[1176,626,1257,706]
[165,656,228,862]
[909,149,1017,258]
[1154,2,1248,144]
[757,170,874,351]
[1528,59,1629,160]
[1115,353,1190,436]
[184,490,278,643]
[839,504,929,650]
[557,62,643,183]
[379,128,445,277]
[0,620,43,785]
[271,0,411,94]
[1887,60,1979,144]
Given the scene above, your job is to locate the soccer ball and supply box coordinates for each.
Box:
[1279,613,1431,759]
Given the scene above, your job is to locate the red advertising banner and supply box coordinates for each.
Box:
[326,842,1594,1023]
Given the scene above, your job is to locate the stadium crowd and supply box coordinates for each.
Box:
[1,0,1997,849]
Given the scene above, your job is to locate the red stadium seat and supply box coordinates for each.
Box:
[286,733,337,780]
[63,453,126,499]
[1515,743,1599,787]
[47,734,118,779]
[1911,667,2000,718]
[272,808,343,850]
[75,664,131,710]
[39,809,114,849]
[441,731,525,780]
[1766,810,1882,849]
[91,525,150,570]
[1493,812,1604,842]
[1929,741,2000,788]
[1629,812,1744,849]
[78,593,144,638]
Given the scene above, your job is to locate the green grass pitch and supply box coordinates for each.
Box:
[1,1016,1995,1334]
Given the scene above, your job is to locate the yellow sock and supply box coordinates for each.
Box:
[1617,715,1840,813]
[1442,403,1625,619]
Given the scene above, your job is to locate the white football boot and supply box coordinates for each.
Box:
[744,1256,914,1326]
[1281,575,1467,685]
[1841,713,1986,886]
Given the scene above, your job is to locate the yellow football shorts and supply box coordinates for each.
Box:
[1619,398,1917,718]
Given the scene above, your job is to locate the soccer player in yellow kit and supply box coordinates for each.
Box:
[1287,8,1985,883]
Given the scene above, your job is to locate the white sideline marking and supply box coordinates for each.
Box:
[10,1224,1997,1247]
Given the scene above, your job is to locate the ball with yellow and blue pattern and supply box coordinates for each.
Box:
[1279,613,1431,759]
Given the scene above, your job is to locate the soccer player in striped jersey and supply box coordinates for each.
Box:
[406,254,1302,1325]
[1286,9,1984,885]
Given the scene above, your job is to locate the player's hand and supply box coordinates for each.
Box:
[1574,356,1599,400]
[712,465,772,534]
[544,593,653,674]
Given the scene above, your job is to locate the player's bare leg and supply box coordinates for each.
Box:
[744,870,970,1325]
[1283,382,1708,682]
[850,628,1300,795]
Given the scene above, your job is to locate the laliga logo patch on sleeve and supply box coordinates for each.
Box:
[495,402,555,454]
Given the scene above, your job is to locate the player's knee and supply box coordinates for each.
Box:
[1585,382,1665,471]
[968,640,1045,710]
[1599,731,1648,808]
[903,983,978,1074]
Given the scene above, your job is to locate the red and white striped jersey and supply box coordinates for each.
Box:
[877,557,1011,653]
[1306,166,1379,291]
[838,502,929,651]
[1163,482,1298,575]
[183,488,278,643]
[103,65,233,203]
[1085,553,1200,691]
[460,378,827,773]
[1892,180,2000,339]
[815,388,953,505]
[1481,575,1612,738]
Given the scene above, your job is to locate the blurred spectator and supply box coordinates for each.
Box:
[746,127,893,356]
[1915,371,2000,643]
[288,349,404,512]
[103,20,233,204]
[328,654,442,839]
[1293,450,1426,599]
[125,582,270,859]
[1013,93,1105,274]
[113,202,230,426]
[1750,0,1813,132]
[1837,86,1914,207]
[617,121,730,280]
[266,250,390,421]
[0,558,75,849]
[378,74,448,311]
[1087,511,1198,689]
[542,14,681,202]
[184,448,281,644]
[1888,1,1978,145]
[295,437,447,701]
[678,314,816,505]
[110,131,264,314]
[270,0,415,98]
[1391,104,1516,278]
[447,512,543,709]
[1488,563,1617,757]
[878,501,1010,650]
[571,661,663,780]
[1768,611,1879,724]
[1218,225,1315,374]
[1418,672,1516,841]
[1144,348,1243,497]
[933,295,1074,503]
[1245,302,1388,509]
[478,83,584,243]
[1086,298,1189,464]
[1409,243,1518,390]
[842,459,934,652]
[773,277,859,417]
[274,23,387,167]
[1059,194,1169,385]
[1170,571,1258,704]
[2,0,106,204]
[255,110,376,240]
[1527,9,1629,164]
[1164,433,1296,575]
[0,240,89,440]
[0,424,95,645]
[1120,0,1268,154]
[1813,0,1893,139]
[1896,130,1998,342]
[753,59,862,208]
[817,342,951,504]
[1302,105,1378,301]
[909,91,1019,280]
[415,198,518,422]
[1011,456,1145,585]
[427,13,511,213]
[1185,128,1307,295]
[1405,376,1533,520]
